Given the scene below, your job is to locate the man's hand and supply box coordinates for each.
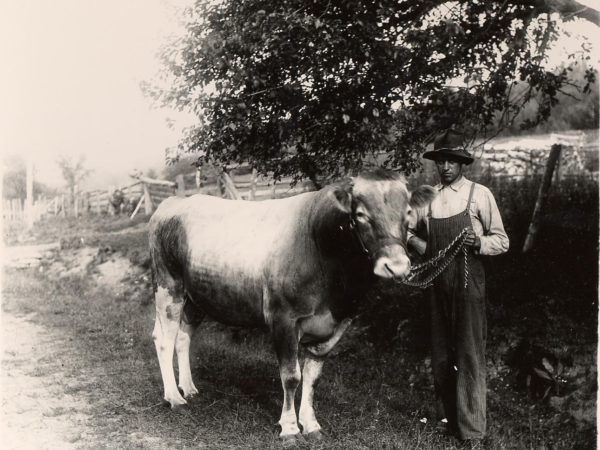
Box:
[408,235,427,256]
[464,229,481,250]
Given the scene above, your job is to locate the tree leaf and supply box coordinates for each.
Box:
[541,358,554,374]
[533,368,553,381]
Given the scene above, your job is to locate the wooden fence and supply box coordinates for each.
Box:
[2,197,52,225]
[2,165,316,224]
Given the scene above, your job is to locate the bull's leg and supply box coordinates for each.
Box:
[152,285,187,408]
[298,356,324,436]
[175,321,200,398]
[175,304,204,399]
[272,318,302,438]
[299,318,352,437]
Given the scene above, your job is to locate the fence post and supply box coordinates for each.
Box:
[143,182,154,214]
[195,166,202,191]
[107,186,114,215]
[522,144,562,253]
[249,168,257,201]
[61,195,66,217]
[220,172,241,200]
[26,159,34,229]
[176,174,185,197]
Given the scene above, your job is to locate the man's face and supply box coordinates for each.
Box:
[435,157,463,185]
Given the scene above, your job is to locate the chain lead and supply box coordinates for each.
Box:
[399,227,470,289]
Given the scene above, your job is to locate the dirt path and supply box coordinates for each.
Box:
[1,311,92,450]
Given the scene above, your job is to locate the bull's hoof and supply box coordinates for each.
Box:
[183,392,198,401]
[279,434,301,447]
[170,403,190,415]
[304,430,324,441]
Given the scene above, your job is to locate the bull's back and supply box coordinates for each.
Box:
[149,193,315,325]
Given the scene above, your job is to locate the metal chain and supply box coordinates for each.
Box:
[398,227,470,289]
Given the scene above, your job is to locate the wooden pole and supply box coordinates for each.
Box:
[130,195,144,219]
[522,144,562,253]
[249,168,257,201]
[176,174,185,197]
[143,182,154,214]
[221,172,241,200]
[25,158,34,229]
[195,166,202,190]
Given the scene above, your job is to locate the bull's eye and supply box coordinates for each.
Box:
[355,210,370,224]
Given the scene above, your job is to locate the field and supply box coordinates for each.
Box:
[1,174,597,450]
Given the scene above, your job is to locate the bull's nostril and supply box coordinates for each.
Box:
[384,263,394,276]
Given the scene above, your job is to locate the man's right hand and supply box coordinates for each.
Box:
[407,235,427,256]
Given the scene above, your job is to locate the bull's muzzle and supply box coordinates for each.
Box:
[372,244,411,279]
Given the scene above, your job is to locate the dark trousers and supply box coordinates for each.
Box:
[429,256,487,440]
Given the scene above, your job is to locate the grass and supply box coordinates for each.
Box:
[2,265,593,449]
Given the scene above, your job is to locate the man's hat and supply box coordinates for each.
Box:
[422,130,474,165]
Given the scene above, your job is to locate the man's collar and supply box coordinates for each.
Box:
[437,176,467,192]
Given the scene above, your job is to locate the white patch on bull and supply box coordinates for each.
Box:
[299,357,325,434]
[278,360,302,437]
[152,286,187,407]
[182,194,311,324]
[175,321,199,398]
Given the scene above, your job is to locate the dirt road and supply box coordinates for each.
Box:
[1,311,92,449]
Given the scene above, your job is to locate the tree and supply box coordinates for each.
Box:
[503,60,599,134]
[147,0,597,182]
[57,155,91,204]
[2,155,55,200]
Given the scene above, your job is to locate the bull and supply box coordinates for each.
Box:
[149,169,435,440]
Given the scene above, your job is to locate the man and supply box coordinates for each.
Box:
[408,130,509,446]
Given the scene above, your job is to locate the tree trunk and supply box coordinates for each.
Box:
[522,144,562,253]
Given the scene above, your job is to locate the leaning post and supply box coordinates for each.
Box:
[522,143,562,253]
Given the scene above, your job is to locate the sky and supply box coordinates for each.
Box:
[1,0,598,191]
[0,0,193,190]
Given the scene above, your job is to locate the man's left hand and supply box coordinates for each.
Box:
[464,229,481,250]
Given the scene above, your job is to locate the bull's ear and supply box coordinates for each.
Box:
[409,185,437,209]
[328,182,352,213]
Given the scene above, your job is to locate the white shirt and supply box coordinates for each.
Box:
[413,176,509,256]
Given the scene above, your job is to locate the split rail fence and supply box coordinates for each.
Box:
[2,165,315,225]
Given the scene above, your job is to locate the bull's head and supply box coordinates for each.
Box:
[330,169,436,279]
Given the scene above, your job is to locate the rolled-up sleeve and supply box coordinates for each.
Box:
[477,187,509,256]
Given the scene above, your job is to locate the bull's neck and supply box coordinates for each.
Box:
[308,188,374,270]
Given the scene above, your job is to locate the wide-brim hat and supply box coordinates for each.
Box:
[422,130,474,165]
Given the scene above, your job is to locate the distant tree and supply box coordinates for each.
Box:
[504,61,599,134]
[57,155,91,204]
[145,168,159,179]
[2,155,56,200]
[147,0,597,182]
[161,156,198,181]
